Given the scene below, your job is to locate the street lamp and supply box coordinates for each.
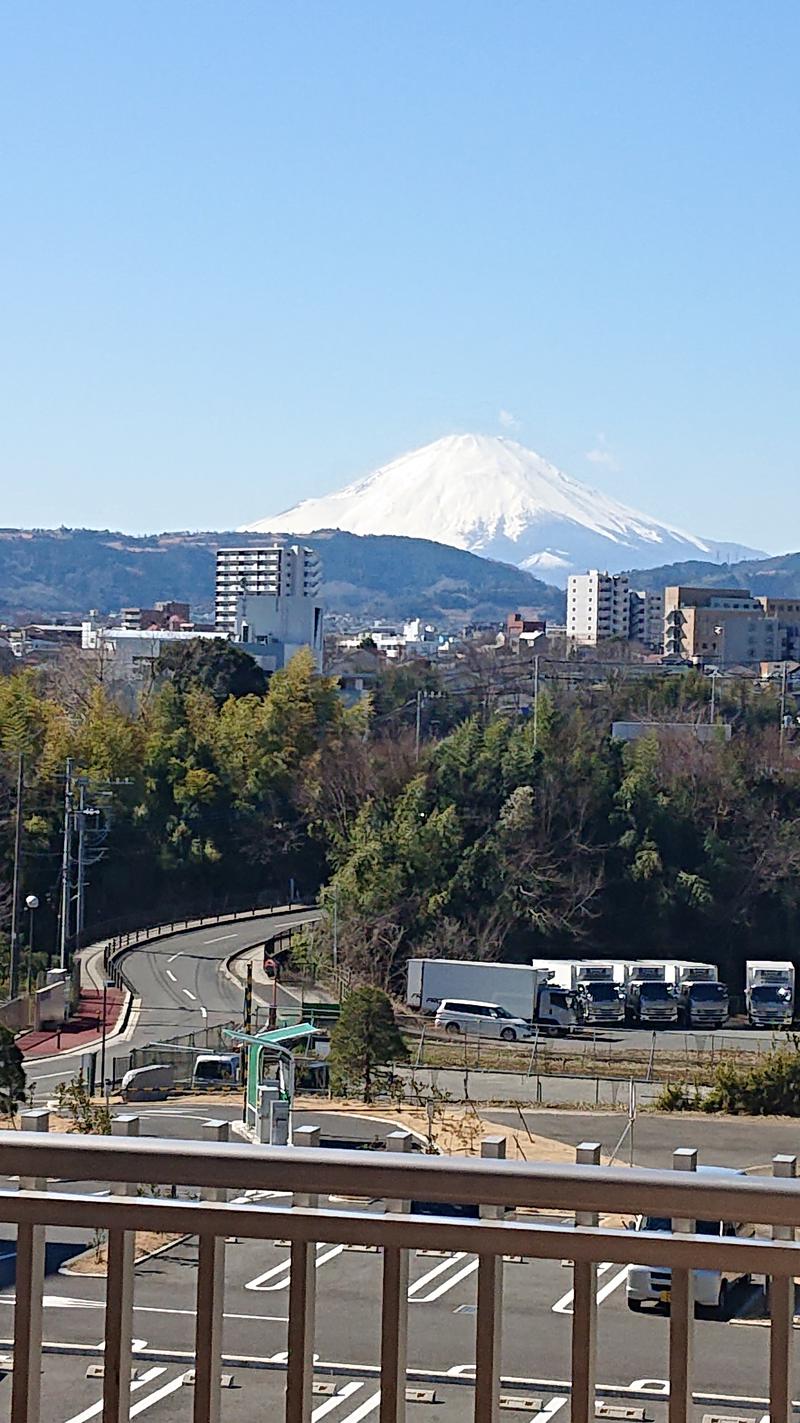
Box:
[25,895,39,995]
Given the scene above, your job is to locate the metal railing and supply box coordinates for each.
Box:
[4,1119,800,1423]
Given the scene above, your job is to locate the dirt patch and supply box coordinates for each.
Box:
[65,1231,186,1276]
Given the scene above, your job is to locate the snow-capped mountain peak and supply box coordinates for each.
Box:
[239,434,760,584]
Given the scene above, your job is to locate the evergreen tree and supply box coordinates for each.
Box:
[0,1026,27,1120]
[328,987,407,1102]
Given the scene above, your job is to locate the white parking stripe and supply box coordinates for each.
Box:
[129,1372,191,1416]
[552,1261,617,1314]
[413,1256,479,1302]
[595,1265,630,1305]
[407,1252,467,1297]
[166,970,177,982]
[246,1242,345,1291]
[312,1382,364,1420]
[182,988,197,1000]
[336,1391,381,1423]
[63,1368,165,1423]
[538,1397,568,1422]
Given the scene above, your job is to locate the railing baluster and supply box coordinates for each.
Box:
[769,1154,797,1423]
[194,1121,230,1423]
[11,1110,49,1423]
[571,1142,601,1423]
[286,1125,320,1423]
[475,1137,506,1423]
[103,1114,139,1423]
[380,1131,412,1423]
[668,1148,697,1423]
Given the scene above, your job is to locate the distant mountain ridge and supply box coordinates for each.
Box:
[241,433,763,584]
[0,527,563,627]
[624,550,800,598]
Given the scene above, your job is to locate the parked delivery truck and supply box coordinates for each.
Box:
[621,962,679,1027]
[665,962,729,1029]
[531,960,625,1026]
[405,959,576,1035]
[745,961,795,1028]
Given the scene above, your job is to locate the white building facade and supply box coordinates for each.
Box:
[215,544,324,671]
[567,571,630,645]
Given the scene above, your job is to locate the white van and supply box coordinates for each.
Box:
[120,1063,176,1101]
[626,1166,754,1318]
[434,999,533,1042]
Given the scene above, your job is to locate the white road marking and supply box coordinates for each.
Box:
[538,1397,568,1423]
[182,988,197,1001]
[413,1256,479,1302]
[63,1367,165,1423]
[204,933,239,944]
[129,1372,191,1416]
[246,1242,345,1291]
[595,1265,630,1305]
[200,1006,208,1019]
[312,1382,364,1420]
[552,1261,619,1314]
[335,1390,381,1423]
[166,970,177,983]
[167,952,183,964]
[407,1252,467,1297]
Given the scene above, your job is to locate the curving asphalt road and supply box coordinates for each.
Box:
[26,908,319,1095]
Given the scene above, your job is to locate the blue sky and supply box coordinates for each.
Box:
[2,1,798,550]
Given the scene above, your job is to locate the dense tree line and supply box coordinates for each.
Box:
[0,646,798,994]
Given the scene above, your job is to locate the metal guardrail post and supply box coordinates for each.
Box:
[104,1114,140,1423]
[475,1136,506,1423]
[287,1125,320,1423]
[770,1154,797,1423]
[669,1147,697,1423]
[380,1130,412,1423]
[193,1121,230,1423]
[12,1109,49,1423]
[571,1142,601,1423]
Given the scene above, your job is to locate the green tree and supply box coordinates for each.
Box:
[155,639,267,705]
[0,1025,27,1120]
[328,987,408,1102]
[55,1072,112,1133]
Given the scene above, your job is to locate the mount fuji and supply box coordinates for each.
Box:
[240,434,762,585]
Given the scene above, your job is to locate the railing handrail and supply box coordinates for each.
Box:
[5,1130,800,1225]
[1,1187,799,1275]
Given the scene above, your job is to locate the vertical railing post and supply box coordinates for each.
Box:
[380,1130,412,1423]
[194,1120,230,1423]
[475,1136,506,1423]
[286,1125,320,1423]
[769,1154,797,1423]
[668,1147,697,1423]
[103,1113,140,1423]
[571,1142,600,1423]
[11,1109,49,1423]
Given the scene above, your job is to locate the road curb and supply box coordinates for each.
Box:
[59,1230,193,1277]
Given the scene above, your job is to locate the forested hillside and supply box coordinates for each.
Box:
[1,650,798,995]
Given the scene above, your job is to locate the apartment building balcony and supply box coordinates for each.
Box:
[4,1120,800,1423]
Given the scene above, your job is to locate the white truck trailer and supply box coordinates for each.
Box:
[664,961,729,1028]
[745,961,795,1028]
[619,962,679,1026]
[530,960,625,1026]
[405,959,576,1035]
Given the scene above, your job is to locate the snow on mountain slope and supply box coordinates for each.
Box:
[240,434,762,584]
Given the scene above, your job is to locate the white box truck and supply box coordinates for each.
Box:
[621,962,679,1026]
[405,959,576,1035]
[531,960,624,1026]
[745,961,795,1028]
[665,961,729,1028]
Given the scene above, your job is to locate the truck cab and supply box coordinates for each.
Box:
[668,963,729,1028]
[623,963,678,1026]
[746,961,795,1028]
[574,963,625,1026]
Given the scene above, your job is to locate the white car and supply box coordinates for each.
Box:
[434,998,533,1042]
[626,1166,754,1318]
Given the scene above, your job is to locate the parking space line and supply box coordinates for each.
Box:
[129,1372,191,1416]
[408,1253,467,1298]
[246,1242,345,1291]
[538,1397,568,1422]
[63,1367,165,1423]
[553,1262,620,1314]
[312,1382,364,1420]
[595,1266,630,1306]
[413,1257,479,1303]
[335,1390,381,1423]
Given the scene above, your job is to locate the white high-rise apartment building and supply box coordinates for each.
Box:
[215,545,321,633]
[567,571,630,645]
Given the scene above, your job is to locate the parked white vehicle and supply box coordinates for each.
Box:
[626,1166,754,1317]
[745,961,795,1028]
[406,959,575,1034]
[620,962,678,1026]
[665,962,729,1028]
[531,959,624,1026]
[433,999,534,1042]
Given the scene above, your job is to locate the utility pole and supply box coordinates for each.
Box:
[76,783,87,944]
[414,688,423,761]
[709,670,717,725]
[533,654,540,751]
[332,885,338,972]
[58,757,74,972]
[9,753,24,1000]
